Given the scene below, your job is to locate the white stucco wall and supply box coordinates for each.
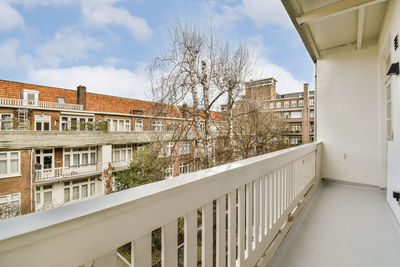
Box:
[316,44,381,186]
[378,0,400,223]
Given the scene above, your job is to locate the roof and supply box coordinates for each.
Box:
[276,91,315,99]
[0,79,223,121]
[282,0,388,62]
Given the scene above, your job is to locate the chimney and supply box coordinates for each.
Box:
[302,83,310,144]
[77,85,87,110]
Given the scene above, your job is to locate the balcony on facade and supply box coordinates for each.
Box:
[35,163,103,185]
[0,97,83,111]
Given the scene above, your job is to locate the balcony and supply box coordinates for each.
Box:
[112,160,131,171]
[35,163,103,184]
[0,143,322,266]
[0,97,83,111]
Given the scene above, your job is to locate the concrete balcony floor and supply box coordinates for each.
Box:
[267,180,400,267]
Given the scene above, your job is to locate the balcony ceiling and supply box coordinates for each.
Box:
[282,0,389,61]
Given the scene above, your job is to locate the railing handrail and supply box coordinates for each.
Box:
[0,97,83,111]
[35,163,102,181]
[0,142,322,266]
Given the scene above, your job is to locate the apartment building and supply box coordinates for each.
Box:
[0,80,218,217]
[244,77,315,145]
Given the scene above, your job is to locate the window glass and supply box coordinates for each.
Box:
[64,188,70,203]
[64,155,70,167]
[73,186,79,200]
[90,152,96,164]
[36,122,42,131]
[36,192,40,204]
[82,153,88,165]
[73,154,80,166]
[43,191,52,208]
[81,185,88,198]
[90,183,95,196]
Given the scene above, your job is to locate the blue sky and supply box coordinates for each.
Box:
[0,0,314,100]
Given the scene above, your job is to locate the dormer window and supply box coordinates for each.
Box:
[21,90,39,104]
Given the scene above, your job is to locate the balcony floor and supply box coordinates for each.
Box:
[267,179,400,267]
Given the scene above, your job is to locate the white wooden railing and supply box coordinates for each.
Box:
[0,142,322,267]
[0,97,83,111]
[35,163,102,182]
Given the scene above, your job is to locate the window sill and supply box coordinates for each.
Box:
[0,173,21,179]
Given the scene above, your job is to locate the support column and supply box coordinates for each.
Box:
[100,145,112,194]
[302,83,310,144]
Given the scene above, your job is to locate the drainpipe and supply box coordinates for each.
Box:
[30,148,34,212]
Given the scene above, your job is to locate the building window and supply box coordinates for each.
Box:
[291,137,301,145]
[274,113,280,119]
[180,142,191,155]
[264,103,268,110]
[269,103,274,109]
[64,147,97,167]
[64,178,96,203]
[299,100,304,107]
[0,192,21,219]
[387,83,393,140]
[310,136,315,142]
[21,89,39,104]
[284,101,289,108]
[309,98,314,106]
[135,120,143,131]
[152,121,165,132]
[291,100,297,107]
[106,119,130,132]
[0,151,20,178]
[57,97,65,104]
[283,112,289,119]
[0,114,13,131]
[35,115,51,131]
[112,145,132,164]
[166,165,174,178]
[292,125,301,131]
[276,102,281,108]
[60,116,94,131]
[290,112,302,119]
[179,162,191,174]
[285,137,290,144]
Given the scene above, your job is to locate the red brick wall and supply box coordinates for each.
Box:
[0,80,77,104]
[0,149,34,215]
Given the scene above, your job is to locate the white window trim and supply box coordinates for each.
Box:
[0,113,13,131]
[0,151,21,178]
[34,115,52,131]
[106,118,131,132]
[112,145,132,164]
[180,142,191,155]
[63,147,97,168]
[135,120,144,132]
[60,116,94,131]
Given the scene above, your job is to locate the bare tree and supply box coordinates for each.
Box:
[150,21,254,169]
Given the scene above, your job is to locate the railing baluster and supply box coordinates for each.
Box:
[245,182,253,257]
[202,202,213,267]
[227,190,237,267]
[162,219,178,267]
[132,233,152,267]
[216,196,226,267]
[265,174,270,235]
[260,176,265,241]
[184,211,197,267]
[254,178,260,246]
[238,186,245,264]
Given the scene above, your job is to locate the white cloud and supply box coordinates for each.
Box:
[0,1,24,31]
[27,65,151,100]
[7,0,152,41]
[37,27,104,67]
[0,38,34,69]
[246,35,306,93]
[241,0,291,28]
[206,0,292,29]
[81,0,152,41]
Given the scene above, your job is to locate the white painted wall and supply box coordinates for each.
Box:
[316,44,381,186]
[378,0,400,223]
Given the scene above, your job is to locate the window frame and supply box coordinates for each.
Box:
[0,151,21,178]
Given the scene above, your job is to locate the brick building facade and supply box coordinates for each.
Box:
[0,80,220,217]
[244,78,315,145]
